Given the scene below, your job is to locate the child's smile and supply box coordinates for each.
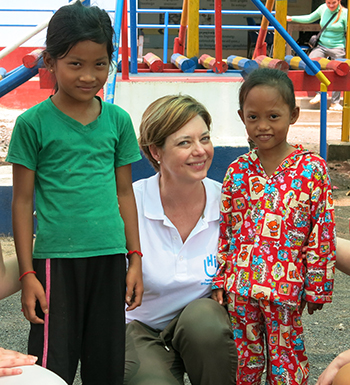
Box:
[49,40,109,107]
[238,85,299,156]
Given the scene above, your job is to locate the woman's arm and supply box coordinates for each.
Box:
[12,164,47,324]
[115,164,143,311]
[0,244,20,300]
[335,237,350,275]
[316,349,350,385]
[288,6,322,24]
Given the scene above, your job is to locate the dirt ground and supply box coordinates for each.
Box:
[1,106,350,384]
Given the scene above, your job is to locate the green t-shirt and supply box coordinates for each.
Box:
[291,4,347,49]
[6,97,141,259]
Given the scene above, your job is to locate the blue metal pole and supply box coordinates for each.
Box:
[163,12,169,63]
[106,0,125,104]
[0,58,44,98]
[250,0,329,158]
[250,0,320,75]
[130,0,138,74]
[320,91,328,159]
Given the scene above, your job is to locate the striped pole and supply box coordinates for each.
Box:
[284,55,321,75]
[171,53,196,72]
[199,54,228,72]
[144,52,164,72]
[22,48,44,68]
[255,55,289,72]
[227,55,259,74]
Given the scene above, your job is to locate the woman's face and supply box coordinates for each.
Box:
[326,0,340,12]
[154,115,214,184]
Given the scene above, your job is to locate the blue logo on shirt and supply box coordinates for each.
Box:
[204,254,217,277]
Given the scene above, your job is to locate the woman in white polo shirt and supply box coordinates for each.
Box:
[124,95,238,385]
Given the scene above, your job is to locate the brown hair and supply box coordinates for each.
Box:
[139,94,212,171]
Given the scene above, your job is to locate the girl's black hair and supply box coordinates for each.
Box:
[45,1,114,62]
[239,68,296,112]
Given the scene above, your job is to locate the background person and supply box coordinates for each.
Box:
[124,94,238,385]
[315,237,350,385]
[287,0,347,111]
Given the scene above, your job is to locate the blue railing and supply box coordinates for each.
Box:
[129,9,275,69]
[0,9,54,28]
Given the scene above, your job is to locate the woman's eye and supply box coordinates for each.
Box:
[96,62,108,67]
[178,141,189,146]
[201,136,211,142]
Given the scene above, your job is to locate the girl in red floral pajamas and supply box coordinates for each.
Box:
[212,68,336,385]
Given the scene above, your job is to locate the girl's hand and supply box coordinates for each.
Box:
[303,301,323,315]
[21,274,48,324]
[212,288,226,306]
[0,347,37,377]
[286,15,292,22]
[125,256,143,311]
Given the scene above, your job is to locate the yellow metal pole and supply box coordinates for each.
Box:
[341,0,350,141]
[315,71,331,88]
[273,0,287,60]
[186,0,199,58]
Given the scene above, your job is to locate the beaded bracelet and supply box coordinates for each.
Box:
[127,250,143,257]
[18,271,37,281]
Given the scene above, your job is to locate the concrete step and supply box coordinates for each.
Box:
[295,97,343,127]
[296,96,343,110]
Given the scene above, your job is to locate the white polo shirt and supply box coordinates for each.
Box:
[126,173,221,330]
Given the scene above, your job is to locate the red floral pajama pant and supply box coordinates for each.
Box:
[227,293,309,385]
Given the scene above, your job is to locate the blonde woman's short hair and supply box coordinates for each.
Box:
[139,94,212,171]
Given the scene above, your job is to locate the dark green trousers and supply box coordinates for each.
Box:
[125,298,237,385]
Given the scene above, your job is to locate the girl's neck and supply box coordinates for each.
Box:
[51,94,101,125]
[159,175,204,203]
[257,143,295,177]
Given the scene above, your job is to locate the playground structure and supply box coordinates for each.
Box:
[1,0,350,236]
[1,0,350,159]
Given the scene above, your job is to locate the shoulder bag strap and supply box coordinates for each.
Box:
[315,10,338,40]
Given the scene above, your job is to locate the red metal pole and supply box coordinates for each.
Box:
[214,0,224,73]
[252,0,275,59]
[121,0,129,80]
[173,0,188,54]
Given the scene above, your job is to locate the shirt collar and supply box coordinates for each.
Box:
[143,173,220,222]
[248,144,312,176]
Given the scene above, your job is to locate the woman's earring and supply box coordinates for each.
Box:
[157,161,161,164]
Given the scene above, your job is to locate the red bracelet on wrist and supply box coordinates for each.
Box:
[19,271,37,281]
[127,250,143,257]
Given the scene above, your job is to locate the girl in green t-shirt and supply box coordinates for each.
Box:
[6,2,143,384]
